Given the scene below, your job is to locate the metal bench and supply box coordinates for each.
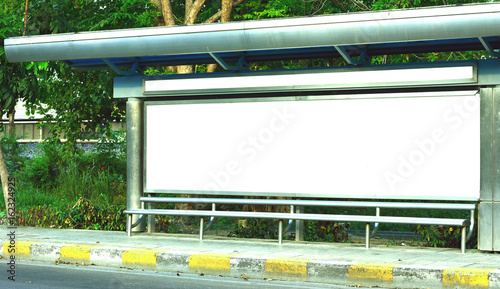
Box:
[124,197,476,253]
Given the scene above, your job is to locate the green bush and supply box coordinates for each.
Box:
[415,225,461,248]
[1,131,127,227]
[415,221,478,249]
[1,135,29,173]
[230,218,278,239]
[304,220,349,243]
[16,198,126,231]
[18,140,65,189]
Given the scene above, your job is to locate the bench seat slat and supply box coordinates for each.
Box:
[124,209,470,227]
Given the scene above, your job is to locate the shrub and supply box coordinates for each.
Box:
[230,218,278,239]
[415,225,461,248]
[1,135,29,173]
[304,220,350,243]
[16,198,126,231]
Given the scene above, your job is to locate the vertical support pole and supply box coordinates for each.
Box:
[127,214,132,237]
[279,220,283,245]
[295,206,304,241]
[147,193,155,233]
[365,223,370,249]
[494,87,500,252]
[479,87,497,251]
[126,98,146,232]
[200,218,204,240]
[461,226,466,254]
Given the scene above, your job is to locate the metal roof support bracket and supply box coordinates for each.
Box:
[209,52,249,71]
[479,37,500,58]
[334,45,371,65]
[102,58,142,76]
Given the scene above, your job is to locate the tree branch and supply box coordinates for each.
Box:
[185,0,193,21]
[71,1,93,18]
[161,0,175,26]
[184,0,206,24]
[23,0,29,36]
[204,0,244,24]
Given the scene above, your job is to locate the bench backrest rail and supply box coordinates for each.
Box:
[124,208,471,226]
[140,197,476,210]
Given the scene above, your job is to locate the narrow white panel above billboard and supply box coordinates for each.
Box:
[143,65,477,97]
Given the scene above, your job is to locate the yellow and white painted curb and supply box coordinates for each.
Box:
[2,241,500,288]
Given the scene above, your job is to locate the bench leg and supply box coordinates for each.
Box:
[461,226,466,254]
[127,214,132,237]
[279,220,283,245]
[147,194,156,234]
[200,218,204,241]
[365,223,370,249]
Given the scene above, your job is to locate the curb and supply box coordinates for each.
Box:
[3,241,500,288]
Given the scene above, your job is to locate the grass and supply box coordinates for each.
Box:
[1,134,127,227]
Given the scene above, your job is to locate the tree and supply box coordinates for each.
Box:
[0,0,159,212]
[27,0,159,148]
[0,0,43,213]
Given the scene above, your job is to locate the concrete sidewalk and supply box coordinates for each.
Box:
[1,226,500,288]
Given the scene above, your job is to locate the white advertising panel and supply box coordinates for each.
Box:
[145,91,480,200]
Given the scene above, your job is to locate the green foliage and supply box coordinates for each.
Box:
[415,225,462,248]
[17,205,65,228]
[19,141,65,189]
[154,216,179,233]
[415,214,478,249]
[0,135,29,173]
[1,0,157,151]
[231,219,279,239]
[304,221,350,243]
[0,133,127,215]
[233,0,345,21]
[10,180,62,210]
[229,218,349,243]
[16,198,126,231]
[372,0,494,11]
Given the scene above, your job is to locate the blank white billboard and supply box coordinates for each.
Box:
[145,91,479,200]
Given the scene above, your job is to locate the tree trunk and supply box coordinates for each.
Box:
[160,0,175,26]
[8,109,15,137]
[185,0,193,21]
[184,0,206,25]
[206,63,218,73]
[177,65,193,74]
[1,109,15,213]
[0,142,12,214]
[221,0,232,22]
[203,0,244,23]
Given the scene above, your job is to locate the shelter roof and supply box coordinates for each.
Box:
[5,3,500,73]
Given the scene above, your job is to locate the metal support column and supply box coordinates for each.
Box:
[479,86,500,251]
[126,98,146,232]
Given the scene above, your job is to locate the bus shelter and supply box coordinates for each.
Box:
[6,3,500,251]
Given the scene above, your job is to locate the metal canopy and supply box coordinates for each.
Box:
[5,3,500,73]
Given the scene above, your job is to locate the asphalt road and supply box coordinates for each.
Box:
[1,261,379,289]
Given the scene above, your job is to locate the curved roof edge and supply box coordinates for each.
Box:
[5,3,500,66]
